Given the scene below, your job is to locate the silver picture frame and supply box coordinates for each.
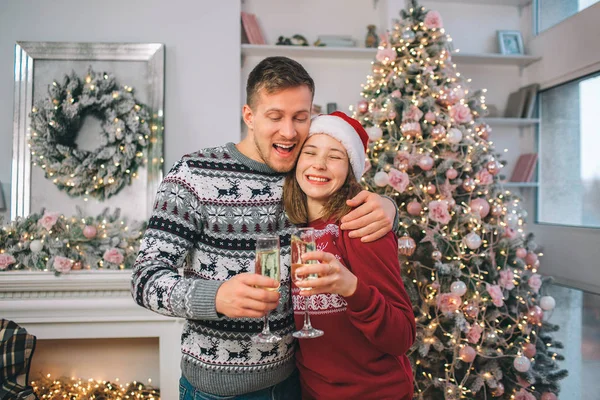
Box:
[11,42,165,220]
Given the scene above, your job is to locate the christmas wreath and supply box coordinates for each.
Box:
[29,67,152,200]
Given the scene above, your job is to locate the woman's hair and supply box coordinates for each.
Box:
[283,161,363,225]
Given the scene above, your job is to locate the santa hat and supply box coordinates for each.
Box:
[308,111,369,180]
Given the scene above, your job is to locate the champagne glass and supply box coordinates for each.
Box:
[291,227,324,339]
[251,235,282,344]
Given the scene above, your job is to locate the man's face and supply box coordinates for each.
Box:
[242,85,312,173]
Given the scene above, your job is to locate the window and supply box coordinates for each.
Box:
[536,0,600,34]
[537,71,600,228]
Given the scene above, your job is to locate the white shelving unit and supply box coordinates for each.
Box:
[443,0,531,7]
[501,182,539,188]
[484,118,540,127]
[241,44,541,67]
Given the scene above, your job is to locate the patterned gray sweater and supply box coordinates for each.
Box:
[131,143,296,395]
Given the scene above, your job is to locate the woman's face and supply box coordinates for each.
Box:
[295,134,350,206]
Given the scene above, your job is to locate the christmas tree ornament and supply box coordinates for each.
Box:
[407,200,422,216]
[527,305,544,326]
[446,128,463,144]
[424,111,436,123]
[525,252,538,266]
[541,393,558,400]
[491,203,503,217]
[459,346,476,363]
[450,280,467,296]
[516,247,527,258]
[463,302,479,319]
[540,296,556,311]
[83,225,98,239]
[401,121,422,139]
[357,100,369,114]
[72,261,83,270]
[394,154,410,171]
[486,160,501,175]
[30,239,43,253]
[475,123,491,140]
[445,168,458,179]
[426,183,437,194]
[418,155,434,171]
[373,171,389,187]
[401,29,416,42]
[431,250,442,261]
[366,126,383,141]
[505,213,519,228]
[462,178,476,192]
[388,110,397,120]
[490,382,504,397]
[523,343,536,358]
[463,232,482,250]
[398,235,417,256]
[513,356,531,372]
[430,125,446,140]
[470,198,490,218]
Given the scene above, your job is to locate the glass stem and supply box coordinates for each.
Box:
[262,312,271,335]
[303,295,313,330]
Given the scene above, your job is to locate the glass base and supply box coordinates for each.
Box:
[293,327,324,339]
[251,332,282,344]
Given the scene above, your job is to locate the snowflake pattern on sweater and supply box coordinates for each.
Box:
[131,143,296,395]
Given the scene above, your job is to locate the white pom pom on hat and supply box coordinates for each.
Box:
[308,111,369,180]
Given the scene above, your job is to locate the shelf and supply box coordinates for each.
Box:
[241,45,541,67]
[443,0,532,6]
[485,118,540,127]
[501,182,539,188]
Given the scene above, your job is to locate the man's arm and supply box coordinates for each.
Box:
[340,191,399,242]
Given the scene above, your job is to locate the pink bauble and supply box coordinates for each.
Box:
[491,382,504,397]
[528,305,544,326]
[486,160,501,176]
[459,346,477,363]
[358,100,369,114]
[407,200,422,216]
[426,183,437,194]
[464,302,479,319]
[388,110,397,120]
[462,178,476,192]
[424,111,436,123]
[444,197,456,208]
[430,125,446,140]
[398,235,417,256]
[491,203,503,216]
[446,168,458,180]
[513,356,531,372]
[83,225,97,239]
[374,171,389,187]
[516,248,527,259]
[525,252,538,266]
[418,155,434,171]
[523,343,537,358]
[470,198,490,218]
[541,393,558,400]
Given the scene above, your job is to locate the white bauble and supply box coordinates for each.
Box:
[540,296,556,311]
[513,356,531,372]
[506,213,519,229]
[367,126,383,141]
[374,171,390,187]
[447,128,463,144]
[463,232,482,250]
[30,239,43,253]
[450,281,467,296]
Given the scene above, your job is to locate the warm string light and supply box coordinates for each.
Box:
[31,374,159,399]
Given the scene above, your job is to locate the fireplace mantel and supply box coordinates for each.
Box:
[0,270,183,397]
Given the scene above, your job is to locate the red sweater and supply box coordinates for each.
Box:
[293,219,416,400]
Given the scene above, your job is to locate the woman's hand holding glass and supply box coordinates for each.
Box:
[295,251,358,298]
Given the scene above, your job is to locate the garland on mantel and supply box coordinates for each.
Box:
[32,374,159,399]
[0,208,145,275]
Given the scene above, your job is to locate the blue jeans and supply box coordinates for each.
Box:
[179,371,301,400]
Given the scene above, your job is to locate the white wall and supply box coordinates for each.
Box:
[0,0,241,222]
[522,3,600,294]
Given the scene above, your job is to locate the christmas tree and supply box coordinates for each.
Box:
[353,1,567,399]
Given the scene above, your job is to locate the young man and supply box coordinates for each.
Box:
[131,56,397,399]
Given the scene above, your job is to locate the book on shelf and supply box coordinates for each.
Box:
[509,153,538,182]
[241,12,265,45]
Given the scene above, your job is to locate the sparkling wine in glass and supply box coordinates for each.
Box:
[251,235,282,344]
[291,227,324,339]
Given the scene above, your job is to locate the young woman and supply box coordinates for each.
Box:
[283,112,416,400]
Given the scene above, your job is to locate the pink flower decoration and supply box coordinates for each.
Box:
[486,283,504,307]
[466,324,483,343]
[376,47,397,63]
[476,169,494,185]
[499,269,515,290]
[424,10,444,29]
[514,389,535,400]
[437,293,461,314]
[391,90,402,99]
[388,168,410,193]
[449,103,473,124]
[0,253,17,270]
[403,105,424,122]
[103,248,124,265]
[429,200,451,225]
[528,274,542,293]
[424,111,436,123]
[53,256,73,273]
[38,210,60,231]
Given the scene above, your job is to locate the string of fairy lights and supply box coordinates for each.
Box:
[31,374,159,399]
[352,3,560,399]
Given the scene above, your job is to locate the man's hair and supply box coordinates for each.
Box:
[283,164,363,225]
[246,56,315,109]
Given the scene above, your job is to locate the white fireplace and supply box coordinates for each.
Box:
[0,270,183,397]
